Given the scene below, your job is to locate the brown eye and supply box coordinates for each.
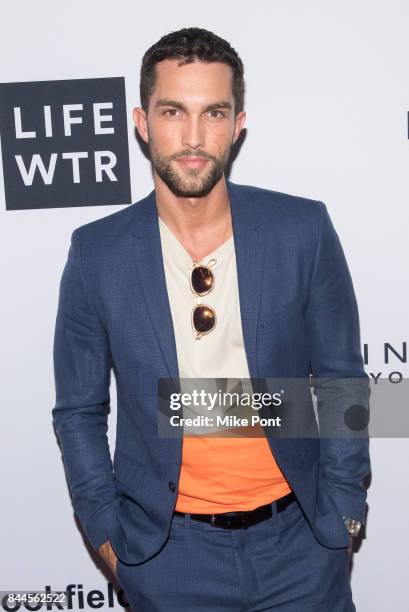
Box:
[163,109,181,118]
[208,110,225,119]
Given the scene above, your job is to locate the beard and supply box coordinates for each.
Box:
[148,140,232,197]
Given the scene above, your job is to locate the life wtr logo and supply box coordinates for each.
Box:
[0,77,131,210]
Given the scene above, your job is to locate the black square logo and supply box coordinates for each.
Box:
[0,77,131,210]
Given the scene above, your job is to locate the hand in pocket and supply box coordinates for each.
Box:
[98,539,119,577]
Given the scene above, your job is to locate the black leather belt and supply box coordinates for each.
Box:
[173,490,297,529]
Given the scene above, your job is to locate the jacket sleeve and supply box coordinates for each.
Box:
[52,228,117,551]
[304,202,371,525]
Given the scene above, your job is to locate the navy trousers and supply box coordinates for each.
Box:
[116,497,355,611]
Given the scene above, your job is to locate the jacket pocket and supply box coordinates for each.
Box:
[258,297,302,330]
[114,452,146,495]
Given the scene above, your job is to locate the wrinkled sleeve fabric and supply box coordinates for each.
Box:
[52,228,116,551]
[305,202,371,525]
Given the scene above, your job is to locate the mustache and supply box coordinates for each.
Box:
[168,150,217,162]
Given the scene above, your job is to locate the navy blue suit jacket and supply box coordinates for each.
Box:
[52,179,370,563]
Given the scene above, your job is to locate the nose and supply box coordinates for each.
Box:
[181,115,205,150]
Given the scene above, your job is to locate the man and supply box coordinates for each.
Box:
[52,27,370,611]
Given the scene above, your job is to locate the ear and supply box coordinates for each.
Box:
[133,107,149,143]
[232,110,246,145]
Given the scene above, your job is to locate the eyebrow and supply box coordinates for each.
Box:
[155,99,232,112]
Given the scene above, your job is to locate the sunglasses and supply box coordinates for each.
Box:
[190,259,217,339]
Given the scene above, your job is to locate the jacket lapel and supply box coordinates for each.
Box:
[130,180,265,381]
[227,180,265,379]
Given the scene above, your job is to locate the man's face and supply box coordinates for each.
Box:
[134,59,245,197]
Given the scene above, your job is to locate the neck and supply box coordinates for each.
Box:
[153,174,231,244]
[153,174,233,262]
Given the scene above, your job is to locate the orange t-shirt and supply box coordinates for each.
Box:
[175,424,292,513]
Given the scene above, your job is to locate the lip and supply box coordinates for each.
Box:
[176,157,209,169]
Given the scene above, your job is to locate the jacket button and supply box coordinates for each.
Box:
[168,481,176,492]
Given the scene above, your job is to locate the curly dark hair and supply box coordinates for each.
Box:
[140,27,245,115]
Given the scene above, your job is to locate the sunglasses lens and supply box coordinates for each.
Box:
[191,265,214,295]
[193,305,216,333]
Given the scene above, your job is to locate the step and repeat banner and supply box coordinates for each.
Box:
[0,1,408,610]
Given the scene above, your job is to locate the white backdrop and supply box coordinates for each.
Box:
[1,1,408,610]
